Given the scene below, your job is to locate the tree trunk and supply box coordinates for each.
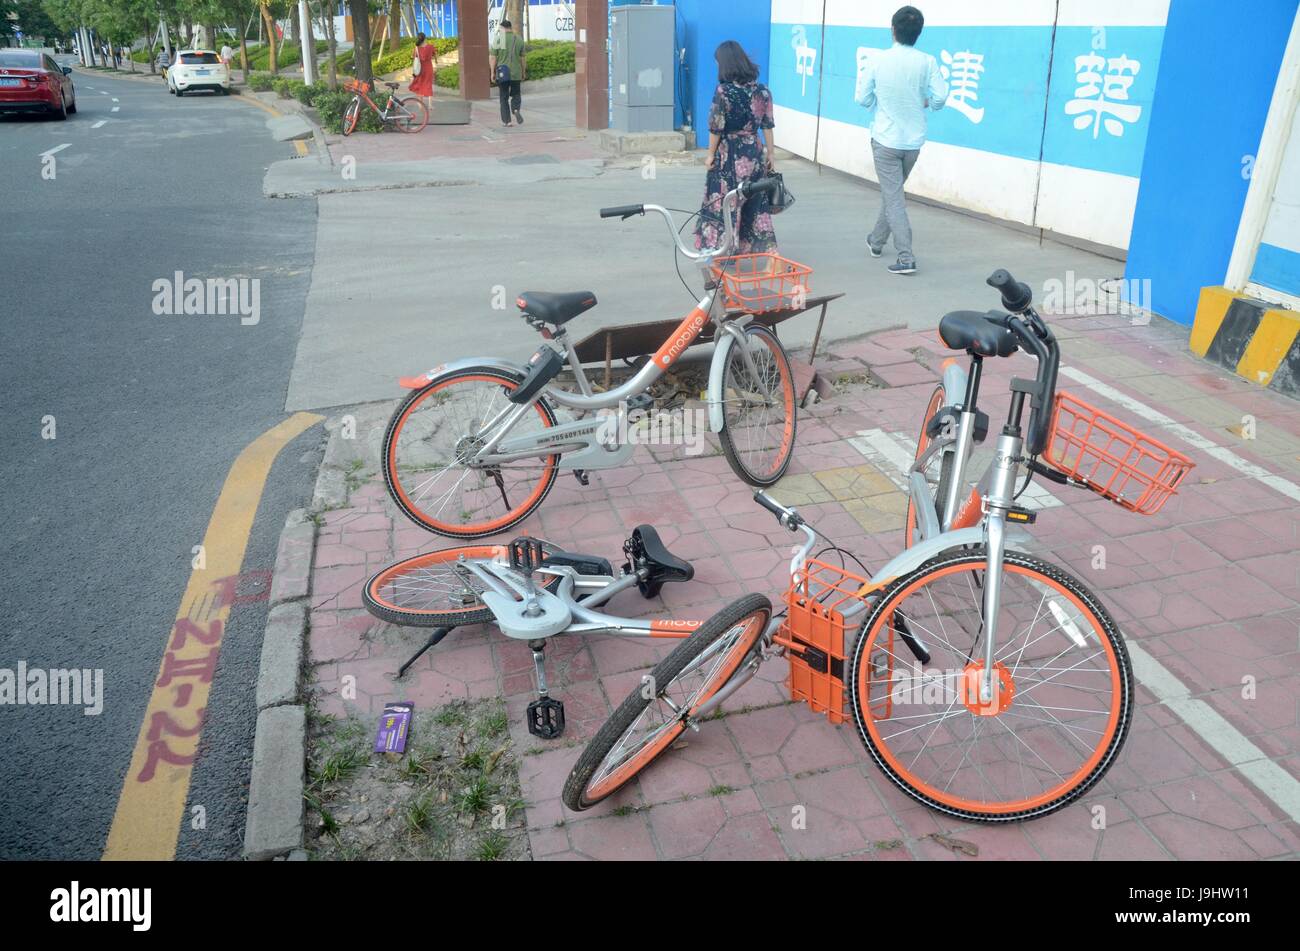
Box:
[321,3,338,88]
[349,0,373,85]
[260,5,278,73]
[239,34,250,83]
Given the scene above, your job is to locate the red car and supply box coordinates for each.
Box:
[0,50,77,119]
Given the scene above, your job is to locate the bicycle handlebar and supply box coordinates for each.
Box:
[598,180,759,261]
[599,204,645,220]
[986,268,1033,314]
[985,269,1058,456]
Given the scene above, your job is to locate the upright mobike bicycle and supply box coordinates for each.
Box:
[341,78,429,135]
[382,177,805,538]
[564,269,1195,822]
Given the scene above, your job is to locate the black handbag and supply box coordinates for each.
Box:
[768,172,796,214]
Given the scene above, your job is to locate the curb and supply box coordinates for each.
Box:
[242,507,315,860]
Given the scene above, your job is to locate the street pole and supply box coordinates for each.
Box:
[299,1,316,85]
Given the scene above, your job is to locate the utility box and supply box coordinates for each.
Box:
[609,4,675,133]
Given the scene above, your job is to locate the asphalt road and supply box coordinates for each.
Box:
[0,64,322,859]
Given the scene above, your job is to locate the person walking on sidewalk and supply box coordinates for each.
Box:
[855,5,947,275]
[491,18,526,127]
[409,32,436,111]
[693,41,779,255]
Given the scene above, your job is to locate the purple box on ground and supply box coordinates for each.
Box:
[375,701,413,754]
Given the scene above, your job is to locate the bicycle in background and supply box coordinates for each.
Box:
[342,78,428,135]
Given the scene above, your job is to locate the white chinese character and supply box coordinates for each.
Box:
[940,49,985,123]
[1065,52,1142,138]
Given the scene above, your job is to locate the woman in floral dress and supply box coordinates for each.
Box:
[694,41,778,255]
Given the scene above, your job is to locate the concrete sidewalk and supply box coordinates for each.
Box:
[301,311,1300,860]
[271,88,1121,412]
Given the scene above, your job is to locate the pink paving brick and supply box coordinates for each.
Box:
[301,314,1300,861]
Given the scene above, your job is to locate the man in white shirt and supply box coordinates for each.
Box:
[855,6,948,275]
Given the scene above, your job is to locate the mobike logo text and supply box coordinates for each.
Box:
[657,310,707,367]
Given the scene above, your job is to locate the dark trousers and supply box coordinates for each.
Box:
[498,80,521,123]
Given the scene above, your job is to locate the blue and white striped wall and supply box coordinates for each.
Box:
[768,0,1168,251]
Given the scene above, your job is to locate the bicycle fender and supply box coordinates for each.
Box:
[707,325,751,433]
[398,356,528,390]
[866,525,1031,590]
[942,361,967,408]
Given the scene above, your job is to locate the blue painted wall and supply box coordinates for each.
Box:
[670,0,772,147]
[1126,0,1298,324]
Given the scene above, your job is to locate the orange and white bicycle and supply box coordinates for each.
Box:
[382,178,805,538]
[564,269,1195,822]
[341,78,428,135]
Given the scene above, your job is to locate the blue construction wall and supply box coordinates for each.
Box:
[1126,0,1298,324]
[767,1,1171,250]
[671,0,773,147]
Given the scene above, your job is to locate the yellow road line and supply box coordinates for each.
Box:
[102,411,322,860]
[234,91,310,156]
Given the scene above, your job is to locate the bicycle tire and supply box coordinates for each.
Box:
[849,548,1133,822]
[717,325,797,487]
[394,96,428,133]
[382,366,560,538]
[563,594,770,811]
[363,541,561,628]
[342,97,360,135]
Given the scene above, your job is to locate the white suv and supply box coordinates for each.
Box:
[167,50,230,96]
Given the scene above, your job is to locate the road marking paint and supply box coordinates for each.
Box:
[102,412,323,860]
[112,97,119,102]
[99,90,107,95]
[231,92,310,156]
[1125,640,1300,823]
[91,119,106,128]
[40,143,71,157]
[1060,366,1300,503]
[848,429,1062,509]
[112,106,120,112]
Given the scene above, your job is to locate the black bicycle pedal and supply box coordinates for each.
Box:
[509,536,548,573]
[573,468,590,486]
[526,697,565,739]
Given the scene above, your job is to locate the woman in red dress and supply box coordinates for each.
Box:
[408,33,436,111]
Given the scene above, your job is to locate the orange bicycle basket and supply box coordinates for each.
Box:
[1044,391,1195,516]
[344,77,370,93]
[773,558,876,724]
[710,253,813,313]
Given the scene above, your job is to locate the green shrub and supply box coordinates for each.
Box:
[526,42,575,81]
[248,71,274,92]
[295,81,327,106]
[312,86,390,134]
[272,77,296,98]
[434,64,459,90]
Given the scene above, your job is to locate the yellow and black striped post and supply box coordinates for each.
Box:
[1191,287,1300,397]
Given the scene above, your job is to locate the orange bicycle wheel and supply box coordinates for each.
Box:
[718,325,797,486]
[363,542,561,628]
[342,97,360,135]
[850,549,1132,821]
[383,367,559,538]
[563,595,770,811]
[393,96,428,133]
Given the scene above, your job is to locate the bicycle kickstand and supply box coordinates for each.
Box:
[396,626,453,678]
